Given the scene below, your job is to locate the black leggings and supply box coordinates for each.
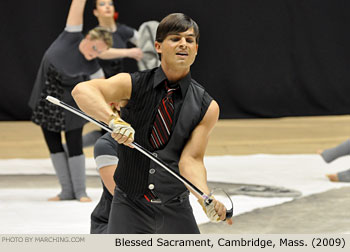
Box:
[41,127,83,157]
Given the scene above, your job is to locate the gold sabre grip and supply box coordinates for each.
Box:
[108,116,135,139]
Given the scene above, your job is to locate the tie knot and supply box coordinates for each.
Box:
[165,81,179,94]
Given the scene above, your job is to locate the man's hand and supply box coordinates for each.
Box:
[198,197,233,225]
[128,48,143,61]
[109,116,135,147]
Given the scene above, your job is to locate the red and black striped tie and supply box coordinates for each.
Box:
[150,81,178,149]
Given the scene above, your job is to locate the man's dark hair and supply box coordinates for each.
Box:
[156,13,200,43]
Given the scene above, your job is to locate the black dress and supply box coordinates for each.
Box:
[29,29,103,132]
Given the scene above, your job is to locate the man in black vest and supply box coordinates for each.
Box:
[72,13,233,233]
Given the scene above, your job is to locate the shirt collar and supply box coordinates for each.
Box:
[153,66,191,97]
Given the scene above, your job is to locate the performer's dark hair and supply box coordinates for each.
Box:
[156,13,200,43]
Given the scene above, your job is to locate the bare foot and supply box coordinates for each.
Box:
[48,196,61,201]
[79,196,92,202]
[326,174,339,182]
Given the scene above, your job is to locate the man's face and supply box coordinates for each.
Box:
[155,28,198,70]
[94,0,115,19]
[80,37,108,61]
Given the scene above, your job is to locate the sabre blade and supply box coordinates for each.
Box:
[45,96,112,133]
[44,96,234,216]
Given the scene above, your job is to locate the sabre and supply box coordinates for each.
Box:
[46,95,233,219]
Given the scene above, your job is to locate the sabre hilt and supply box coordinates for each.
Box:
[204,196,233,220]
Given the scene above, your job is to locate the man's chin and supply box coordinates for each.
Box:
[84,55,93,61]
[175,60,192,67]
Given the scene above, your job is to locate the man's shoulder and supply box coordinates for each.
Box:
[132,67,158,79]
[50,30,82,50]
[130,68,158,93]
[190,78,205,91]
[189,78,214,111]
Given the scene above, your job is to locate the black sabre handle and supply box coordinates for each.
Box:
[46,95,233,219]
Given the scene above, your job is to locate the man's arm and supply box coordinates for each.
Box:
[129,30,140,46]
[72,73,132,124]
[179,100,232,224]
[179,100,218,196]
[73,73,134,146]
[99,48,143,61]
[99,165,117,195]
[66,0,86,27]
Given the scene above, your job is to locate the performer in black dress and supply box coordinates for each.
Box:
[28,0,112,202]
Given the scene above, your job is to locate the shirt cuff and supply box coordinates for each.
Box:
[64,24,83,33]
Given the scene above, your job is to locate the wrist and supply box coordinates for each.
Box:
[108,112,119,123]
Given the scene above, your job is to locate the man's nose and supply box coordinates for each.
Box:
[179,38,187,47]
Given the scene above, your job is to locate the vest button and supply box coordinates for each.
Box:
[148,184,155,190]
[149,168,156,174]
[153,153,158,157]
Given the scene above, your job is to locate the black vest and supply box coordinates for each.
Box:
[115,69,206,202]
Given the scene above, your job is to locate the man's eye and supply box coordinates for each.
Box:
[171,38,180,41]
[92,45,97,51]
[186,39,194,43]
[99,2,105,6]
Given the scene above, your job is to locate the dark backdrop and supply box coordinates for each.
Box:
[1,0,349,120]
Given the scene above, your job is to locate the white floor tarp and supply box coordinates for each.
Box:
[1,154,349,233]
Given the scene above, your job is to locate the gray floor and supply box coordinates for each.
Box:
[200,187,350,234]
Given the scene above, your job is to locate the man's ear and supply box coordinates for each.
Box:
[155,41,162,54]
[195,44,198,55]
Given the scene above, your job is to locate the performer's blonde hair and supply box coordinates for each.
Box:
[87,27,113,48]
